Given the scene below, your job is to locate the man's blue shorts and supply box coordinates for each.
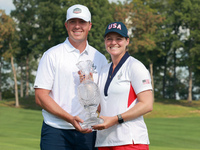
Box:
[40,121,97,150]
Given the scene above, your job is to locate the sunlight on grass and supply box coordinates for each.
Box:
[144,101,200,118]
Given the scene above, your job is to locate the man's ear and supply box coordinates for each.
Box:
[64,22,68,29]
[89,22,92,31]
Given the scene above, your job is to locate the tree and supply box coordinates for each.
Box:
[85,0,115,57]
[33,0,67,55]
[0,10,19,106]
[149,0,185,100]
[0,10,5,101]
[114,0,164,97]
[181,0,200,102]
[11,0,38,98]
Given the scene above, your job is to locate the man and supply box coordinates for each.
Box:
[34,4,107,150]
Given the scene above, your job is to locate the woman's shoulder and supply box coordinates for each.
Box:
[127,56,146,68]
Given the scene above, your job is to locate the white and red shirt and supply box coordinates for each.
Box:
[96,52,152,147]
[34,38,107,129]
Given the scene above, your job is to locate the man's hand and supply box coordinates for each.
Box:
[78,71,93,82]
[71,116,93,133]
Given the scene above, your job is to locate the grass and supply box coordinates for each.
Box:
[145,100,200,118]
[0,97,200,150]
[147,117,200,150]
[0,106,43,150]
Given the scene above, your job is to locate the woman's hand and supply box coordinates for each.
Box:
[92,116,118,130]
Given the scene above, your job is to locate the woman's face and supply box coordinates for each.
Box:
[104,32,129,58]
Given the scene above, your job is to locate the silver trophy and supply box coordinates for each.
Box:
[77,60,103,129]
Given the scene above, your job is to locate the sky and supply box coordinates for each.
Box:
[0,0,125,15]
[0,0,15,15]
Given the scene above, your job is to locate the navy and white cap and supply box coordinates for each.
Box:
[66,4,91,22]
[104,22,129,38]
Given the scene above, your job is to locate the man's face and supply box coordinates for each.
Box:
[65,18,92,44]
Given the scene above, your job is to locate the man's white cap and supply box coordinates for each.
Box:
[66,4,91,22]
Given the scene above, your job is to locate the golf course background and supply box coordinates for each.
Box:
[0,97,200,150]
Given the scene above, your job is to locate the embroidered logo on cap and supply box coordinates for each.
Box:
[73,8,82,14]
[108,23,122,30]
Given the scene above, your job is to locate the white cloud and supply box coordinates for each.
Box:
[0,0,15,15]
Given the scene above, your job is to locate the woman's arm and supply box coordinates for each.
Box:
[92,90,153,130]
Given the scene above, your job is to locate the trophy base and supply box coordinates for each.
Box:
[80,117,104,130]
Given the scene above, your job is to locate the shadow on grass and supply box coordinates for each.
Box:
[0,95,42,110]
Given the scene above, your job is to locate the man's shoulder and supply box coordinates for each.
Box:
[50,42,65,50]
[45,43,65,54]
[88,45,106,58]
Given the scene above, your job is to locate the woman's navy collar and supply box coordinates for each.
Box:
[104,51,130,96]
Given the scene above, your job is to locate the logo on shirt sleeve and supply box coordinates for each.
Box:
[142,79,150,85]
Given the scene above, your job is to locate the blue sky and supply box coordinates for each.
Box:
[0,0,15,15]
[0,0,125,15]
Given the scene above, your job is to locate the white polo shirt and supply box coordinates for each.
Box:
[95,52,152,147]
[34,38,107,129]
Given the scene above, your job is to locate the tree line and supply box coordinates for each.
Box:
[0,0,199,107]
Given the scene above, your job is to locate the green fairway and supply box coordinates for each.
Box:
[0,106,43,150]
[0,98,200,150]
[146,117,200,150]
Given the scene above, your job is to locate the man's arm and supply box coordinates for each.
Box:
[35,88,92,133]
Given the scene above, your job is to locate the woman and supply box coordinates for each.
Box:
[92,22,154,150]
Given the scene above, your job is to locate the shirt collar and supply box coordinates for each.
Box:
[104,51,130,96]
[64,38,89,54]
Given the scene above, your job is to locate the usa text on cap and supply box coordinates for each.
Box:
[104,22,129,38]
